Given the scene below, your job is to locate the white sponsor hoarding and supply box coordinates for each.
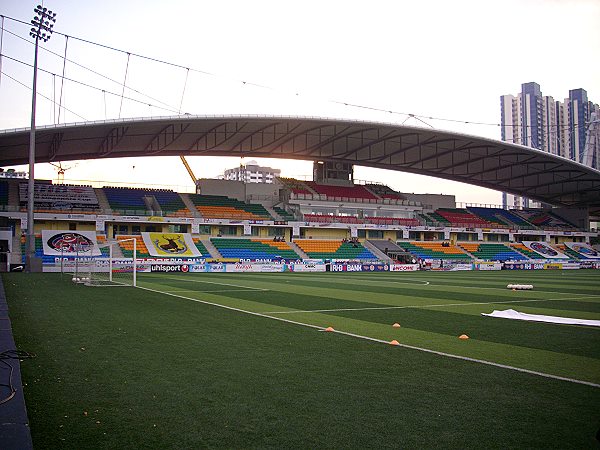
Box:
[389,264,419,272]
[225,263,285,273]
[290,263,326,272]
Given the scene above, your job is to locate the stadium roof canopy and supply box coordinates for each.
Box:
[1,115,599,213]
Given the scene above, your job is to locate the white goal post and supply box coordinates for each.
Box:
[71,238,137,287]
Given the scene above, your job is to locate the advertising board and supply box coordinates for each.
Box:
[389,264,419,272]
[289,263,326,272]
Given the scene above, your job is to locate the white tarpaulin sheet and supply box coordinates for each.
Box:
[481,309,600,327]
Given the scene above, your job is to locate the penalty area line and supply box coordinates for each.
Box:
[136,285,600,389]
[150,275,268,291]
[156,288,271,294]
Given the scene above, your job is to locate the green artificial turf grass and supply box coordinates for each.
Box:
[4,272,600,449]
[139,270,600,381]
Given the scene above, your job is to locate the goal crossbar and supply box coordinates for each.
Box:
[70,238,137,287]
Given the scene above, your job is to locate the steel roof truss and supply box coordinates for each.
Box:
[98,126,129,157]
[145,123,190,155]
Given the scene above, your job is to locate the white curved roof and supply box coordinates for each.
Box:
[1,115,599,212]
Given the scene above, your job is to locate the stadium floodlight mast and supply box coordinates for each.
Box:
[26,4,56,272]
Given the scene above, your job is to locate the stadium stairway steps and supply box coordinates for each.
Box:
[7,182,19,209]
[456,244,476,259]
[363,240,393,262]
[300,182,319,196]
[144,195,161,215]
[108,239,125,258]
[94,188,112,213]
[11,234,22,265]
[200,238,221,259]
[288,241,308,259]
[179,194,201,217]
[263,205,280,220]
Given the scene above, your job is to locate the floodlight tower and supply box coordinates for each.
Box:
[26,5,56,272]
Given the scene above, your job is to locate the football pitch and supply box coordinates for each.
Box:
[4,270,600,448]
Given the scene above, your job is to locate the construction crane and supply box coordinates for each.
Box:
[180,156,201,193]
[49,161,78,184]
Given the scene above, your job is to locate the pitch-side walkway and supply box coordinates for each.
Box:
[0,276,33,450]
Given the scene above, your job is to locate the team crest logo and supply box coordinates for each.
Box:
[48,233,94,253]
[153,235,188,254]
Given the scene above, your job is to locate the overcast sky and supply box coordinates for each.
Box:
[0,0,598,204]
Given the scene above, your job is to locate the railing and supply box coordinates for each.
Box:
[290,192,420,206]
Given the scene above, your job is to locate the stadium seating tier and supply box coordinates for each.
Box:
[211,238,300,260]
[294,239,376,260]
[189,194,273,220]
[397,242,470,260]
[458,243,527,261]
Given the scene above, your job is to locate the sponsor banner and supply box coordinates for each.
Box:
[289,263,326,272]
[150,264,191,273]
[206,263,225,273]
[361,264,389,272]
[42,230,102,256]
[543,263,563,270]
[390,264,419,272]
[239,258,284,263]
[561,262,580,270]
[430,261,473,271]
[330,263,363,272]
[189,264,207,273]
[142,232,202,257]
[225,263,285,273]
[46,257,150,273]
[522,241,567,259]
[475,262,502,271]
[186,263,225,273]
[138,257,205,264]
[302,259,325,264]
[449,263,474,271]
[580,261,600,269]
[564,242,600,259]
[503,262,546,270]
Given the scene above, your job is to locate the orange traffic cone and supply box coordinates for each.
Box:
[458,334,469,340]
[324,326,335,332]
[389,340,400,346]
[392,322,401,328]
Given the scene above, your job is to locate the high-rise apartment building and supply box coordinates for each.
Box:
[224,160,281,184]
[500,82,598,209]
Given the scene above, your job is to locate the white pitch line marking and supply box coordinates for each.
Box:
[150,275,267,291]
[264,295,600,314]
[136,285,600,389]
[294,275,430,286]
[159,288,270,294]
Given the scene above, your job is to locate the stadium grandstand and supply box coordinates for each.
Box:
[0,163,597,273]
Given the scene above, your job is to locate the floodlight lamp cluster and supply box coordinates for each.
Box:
[29,5,57,42]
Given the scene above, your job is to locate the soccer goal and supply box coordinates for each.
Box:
[72,238,137,287]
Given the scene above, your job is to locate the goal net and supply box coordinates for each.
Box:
[71,238,137,287]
